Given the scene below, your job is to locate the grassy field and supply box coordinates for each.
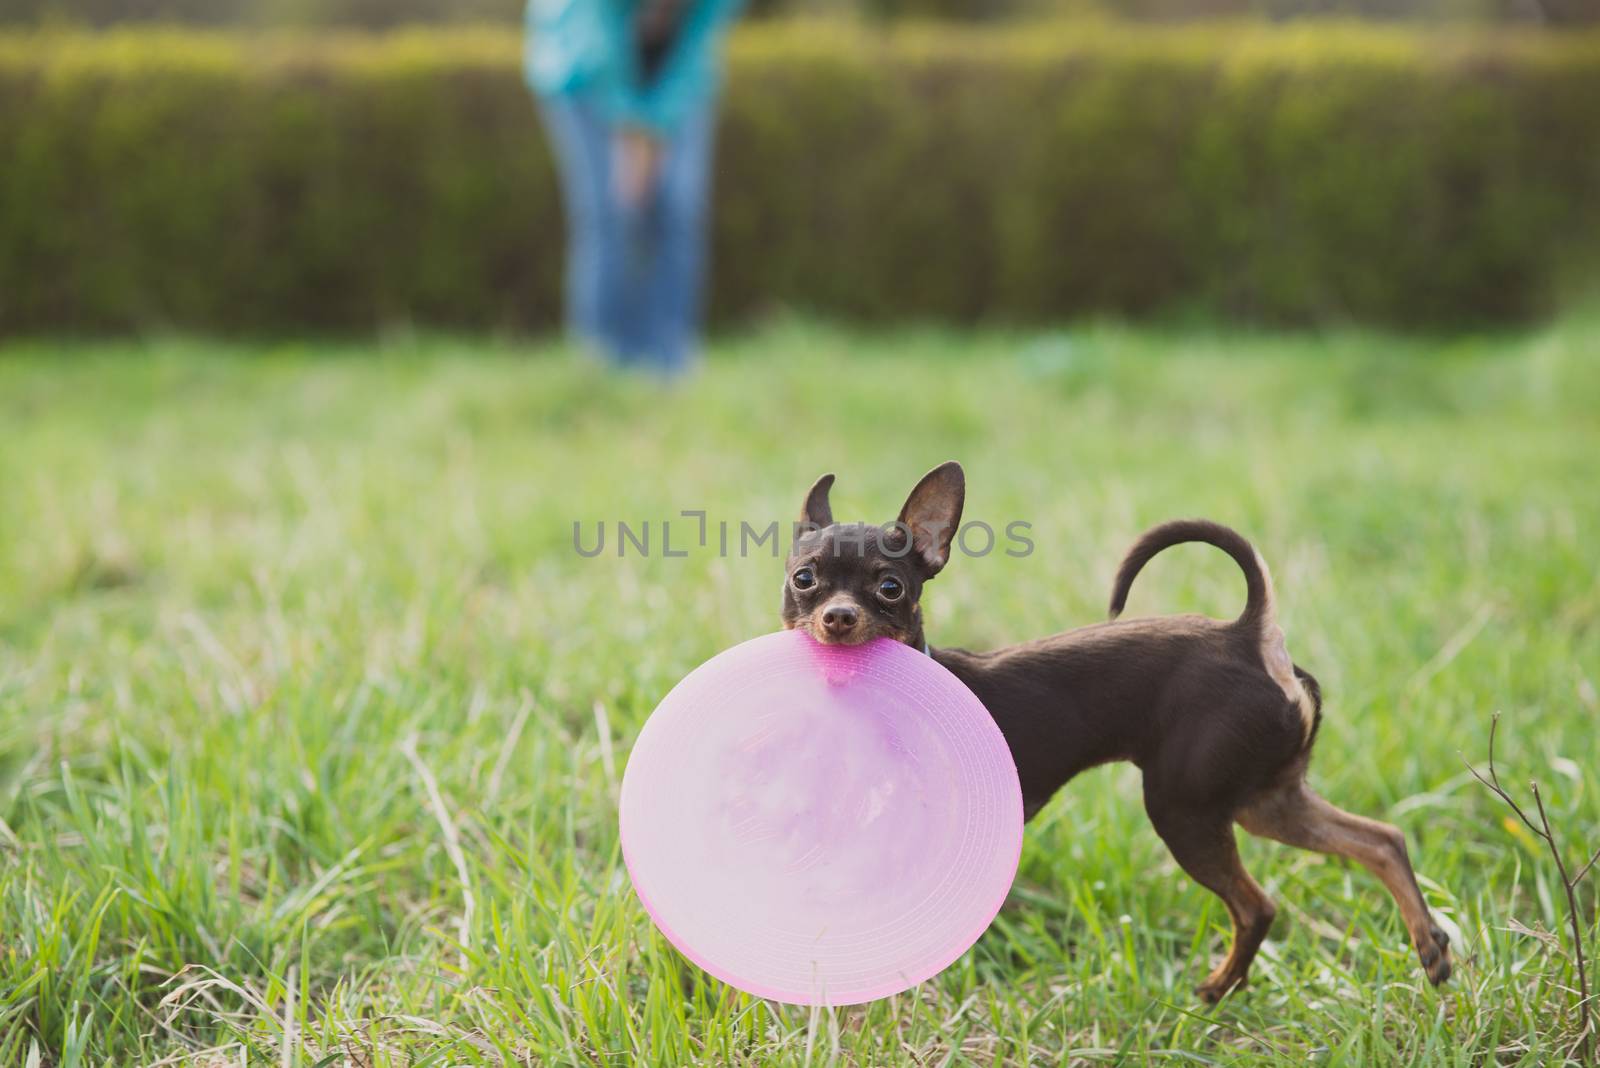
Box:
[2,318,1598,1066]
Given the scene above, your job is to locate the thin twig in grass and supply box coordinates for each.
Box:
[401,733,476,973]
[1464,712,1595,1063]
[1572,844,1600,889]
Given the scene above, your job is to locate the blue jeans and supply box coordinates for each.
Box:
[539,95,714,376]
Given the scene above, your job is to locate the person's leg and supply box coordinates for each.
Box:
[538,95,631,364]
[636,101,716,375]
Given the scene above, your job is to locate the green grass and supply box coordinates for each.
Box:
[2,317,1598,1066]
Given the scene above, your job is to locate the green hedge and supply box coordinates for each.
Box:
[2,23,1598,333]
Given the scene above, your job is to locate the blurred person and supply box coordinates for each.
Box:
[525,0,744,376]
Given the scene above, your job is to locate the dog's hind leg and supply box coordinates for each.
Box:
[1144,795,1277,1003]
[1237,780,1451,986]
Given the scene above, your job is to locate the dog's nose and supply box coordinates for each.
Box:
[820,603,859,635]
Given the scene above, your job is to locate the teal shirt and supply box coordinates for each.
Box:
[525,0,742,133]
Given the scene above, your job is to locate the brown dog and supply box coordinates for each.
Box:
[781,461,1451,1001]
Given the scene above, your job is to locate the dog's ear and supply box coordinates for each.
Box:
[895,461,964,576]
[800,473,835,529]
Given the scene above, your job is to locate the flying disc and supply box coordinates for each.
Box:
[619,629,1023,1006]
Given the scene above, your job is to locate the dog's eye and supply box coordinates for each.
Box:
[791,567,817,591]
[877,576,904,601]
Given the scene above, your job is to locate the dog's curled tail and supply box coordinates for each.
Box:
[1107,519,1272,631]
[1111,519,1318,746]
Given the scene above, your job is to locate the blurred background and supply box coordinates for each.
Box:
[1,0,1597,336]
[3,0,1595,26]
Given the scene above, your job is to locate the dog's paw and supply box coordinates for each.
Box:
[1195,971,1246,1004]
[1418,925,1452,986]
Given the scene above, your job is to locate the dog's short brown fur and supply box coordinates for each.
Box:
[781,461,1451,1001]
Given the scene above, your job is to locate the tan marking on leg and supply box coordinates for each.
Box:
[1147,805,1277,1002]
[1238,782,1452,986]
[1199,867,1276,1003]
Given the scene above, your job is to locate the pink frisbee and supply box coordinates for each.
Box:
[619,629,1023,1006]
